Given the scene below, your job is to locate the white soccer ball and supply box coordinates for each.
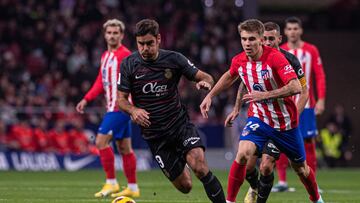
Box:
[111,196,136,203]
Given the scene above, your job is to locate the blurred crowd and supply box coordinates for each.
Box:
[0,0,356,155]
[0,0,244,153]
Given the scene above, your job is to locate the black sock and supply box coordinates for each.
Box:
[257,173,274,203]
[200,171,226,203]
[246,168,259,189]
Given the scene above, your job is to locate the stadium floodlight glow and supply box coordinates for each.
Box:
[204,0,214,7]
[235,0,244,7]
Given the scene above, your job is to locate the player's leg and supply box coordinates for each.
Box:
[227,117,268,203]
[185,147,226,203]
[256,140,280,203]
[112,138,139,198]
[111,120,139,198]
[273,153,289,192]
[244,155,259,203]
[95,132,118,197]
[271,127,323,202]
[180,123,225,203]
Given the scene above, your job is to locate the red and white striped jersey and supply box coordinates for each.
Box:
[84,45,131,112]
[281,42,326,109]
[229,46,299,131]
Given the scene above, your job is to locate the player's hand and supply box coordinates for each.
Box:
[76,99,87,114]
[131,108,151,127]
[200,96,212,118]
[196,81,212,91]
[242,91,267,103]
[315,99,325,115]
[224,110,239,127]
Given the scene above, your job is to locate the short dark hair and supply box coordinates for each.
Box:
[135,19,159,37]
[238,19,264,36]
[285,16,302,28]
[264,22,281,33]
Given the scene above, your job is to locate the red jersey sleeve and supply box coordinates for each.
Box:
[311,45,326,99]
[272,51,297,84]
[84,68,104,102]
[229,56,240,77]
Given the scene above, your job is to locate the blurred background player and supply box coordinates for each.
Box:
[273,16,326,192]
[223,21,309,203]
[76,19,139,198]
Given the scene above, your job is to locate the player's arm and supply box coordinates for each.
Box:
[200,70,239,118]
[224,82,247,127]
[76,70,104,114]
[117,91,150,127]
[287,51,309,113]
[312,46,326,115]
[193,70,214,90]
[243,53,301,103]
[117,59,150,127]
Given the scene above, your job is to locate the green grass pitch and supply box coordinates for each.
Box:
[0,169,359,203]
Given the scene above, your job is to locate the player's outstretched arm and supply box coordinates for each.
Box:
[243,78,301,103]
[118,91,151,127]
[194,70,214,91]
[224,82,247,127]
[200,70,239,118]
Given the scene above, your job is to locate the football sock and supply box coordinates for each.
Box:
[200,171,226,203]
[276,153,289,182]
[227,161,246,202]
[305,142,317,175]
[128,183,139,191]
[245,167,259,189]
[99,147,115,179]
[106,178,118,185]
[299,167,319,202]
[123,152,137,183]
[257,173,274,203]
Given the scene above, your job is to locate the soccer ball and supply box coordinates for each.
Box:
[111,196,136,203]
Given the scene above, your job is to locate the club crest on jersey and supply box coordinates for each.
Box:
[164,68,173,79]
[261,70,270,80]
[242,129,250,136]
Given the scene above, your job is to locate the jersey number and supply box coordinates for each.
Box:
[155,155,165,168]
[245,121,260,131]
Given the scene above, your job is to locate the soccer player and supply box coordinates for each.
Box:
[200,19,324,203]
[76,19,139,198]
[117,19,226,203]
[273,17,326,192]
[224,21,309,203]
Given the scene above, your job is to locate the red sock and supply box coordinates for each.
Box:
[276,153,289,182]
[122,152,137,184]
[299,167,320,201]
[305,142,317,175]
[227,161,246,202]
[99,147,115,179]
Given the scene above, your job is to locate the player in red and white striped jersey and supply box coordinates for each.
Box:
[274,16,326,193]
[76,19,139,198]
[200,19,323,203]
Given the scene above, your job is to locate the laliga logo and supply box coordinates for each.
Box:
[142,82,168,94]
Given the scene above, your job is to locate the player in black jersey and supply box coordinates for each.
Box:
[223,22,309,203]
[117,19,226,203]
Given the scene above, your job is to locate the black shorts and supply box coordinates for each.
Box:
[147,122,205,181]
[261,139,281,160]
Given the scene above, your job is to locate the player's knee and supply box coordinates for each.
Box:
[95,137,108,149]
[178,181,192,194]
[236,151,251,164]
[118,144,132,155]
[293,165,308,178]
[192,163,208,179]
[260,161,274,176]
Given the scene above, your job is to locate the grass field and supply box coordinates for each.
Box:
[1,169,360,203]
